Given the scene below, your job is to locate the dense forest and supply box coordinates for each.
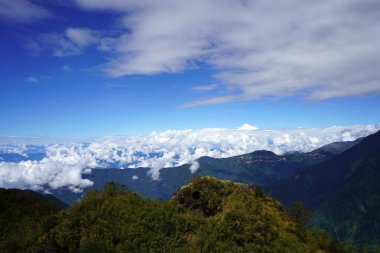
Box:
[0,188,65,252]
[1,177,366,253]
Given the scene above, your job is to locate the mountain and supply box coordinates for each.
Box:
[51,138,362,205]
[0,188,65,252]
[194,149,332,185]
[49,150,324,204]
[308,137,363,156]
[267,130,380,245]
[38,178,354,253]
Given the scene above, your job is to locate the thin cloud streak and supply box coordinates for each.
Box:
[0,0,51,22]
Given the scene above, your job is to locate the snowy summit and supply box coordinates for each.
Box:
[238,124,258,131]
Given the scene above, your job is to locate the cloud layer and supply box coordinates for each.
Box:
[71,0,380,106]
[1,124,379,191]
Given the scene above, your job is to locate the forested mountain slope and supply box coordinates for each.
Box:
[268,131,380,245]
[0,188,65,252]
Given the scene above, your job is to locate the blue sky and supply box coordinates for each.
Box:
[1,0,380,137]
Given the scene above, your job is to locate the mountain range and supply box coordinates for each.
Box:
[267,131,380,245]
[2,132,378,248]
[2,132,380,250]
[48,132,380,247]
[51,137,362,204]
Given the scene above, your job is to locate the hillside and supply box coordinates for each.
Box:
[0,188,64,252]
[308,138,363,156]
[194,149,335,185]
[268,131,380,245]
[38,178,354,253]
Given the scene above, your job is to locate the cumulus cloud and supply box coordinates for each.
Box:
[74,0,380,105]
[0,0,50,23]
[0,144,28,157]
[0,124,379,191]
[0,145,94,192]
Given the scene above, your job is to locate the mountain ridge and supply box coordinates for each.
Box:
[50,137,362,205]
[267,130,380,245]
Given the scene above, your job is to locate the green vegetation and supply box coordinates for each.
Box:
[35,177,354,252]
[0,188,64,253]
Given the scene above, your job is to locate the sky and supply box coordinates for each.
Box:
[1,0,380,138]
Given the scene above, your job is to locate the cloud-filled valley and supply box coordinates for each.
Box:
[1,124,379,192]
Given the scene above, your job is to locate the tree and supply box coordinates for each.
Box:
[288,201,311,225]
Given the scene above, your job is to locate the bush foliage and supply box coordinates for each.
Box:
[1,178,364,252]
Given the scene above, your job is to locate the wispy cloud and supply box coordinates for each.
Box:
[65,27,97,47]
[27,33,81,57]
[61,65,73,72]
[74,0,380,106]
[24,76,39,83]
[27,27,101,57]
[192,84,220,92]
[0,0,51,23]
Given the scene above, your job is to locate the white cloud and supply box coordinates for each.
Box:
[0,124,379,191]
[74,0,380,105]
[24,76,39,83]
[189,161,200,174]
[0,144,28,157]
[0,0,50,22]
[0,145,94,192]
[132,175,138,180]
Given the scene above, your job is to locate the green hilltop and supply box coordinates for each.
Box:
[32,177,355,253]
